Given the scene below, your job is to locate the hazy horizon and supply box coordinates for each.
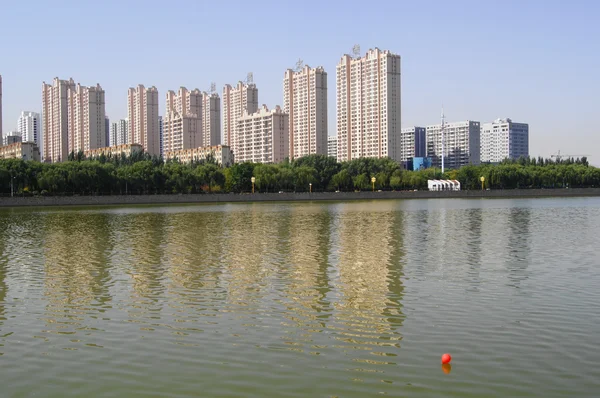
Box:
[1,0,598,163]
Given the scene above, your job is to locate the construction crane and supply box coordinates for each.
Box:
[550,150,589,162]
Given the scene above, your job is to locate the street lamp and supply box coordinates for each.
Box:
[309,183,312,193]
[251,176,256,194]
[11,175,15,197]
[371,176,376,192]
[480,176,485,191]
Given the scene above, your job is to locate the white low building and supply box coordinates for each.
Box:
[428,179,461,191]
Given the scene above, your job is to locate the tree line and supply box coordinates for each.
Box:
[0,153,598,196]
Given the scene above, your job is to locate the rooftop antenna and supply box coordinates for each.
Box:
[246,72,253,84]
[352,44,361,59]
[294,58,304,72]
[441,106,445,174]
[210,82,216,94]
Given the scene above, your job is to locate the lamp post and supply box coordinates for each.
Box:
[480,176,485,191]
[11,175,15,197]
[251,176,255,194]
[371,176,376,192]
[309,183,312,193]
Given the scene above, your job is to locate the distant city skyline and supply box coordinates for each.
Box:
[0,1,598,164]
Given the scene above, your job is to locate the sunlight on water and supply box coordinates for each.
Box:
[0,198,599,397]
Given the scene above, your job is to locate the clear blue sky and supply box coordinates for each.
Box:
[1,0,599,162]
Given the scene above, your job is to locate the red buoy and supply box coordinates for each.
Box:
[441,353,452,364]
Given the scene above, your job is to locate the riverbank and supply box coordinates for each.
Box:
[1,188,600,208]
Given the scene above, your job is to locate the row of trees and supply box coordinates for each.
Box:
[0,154,599,196]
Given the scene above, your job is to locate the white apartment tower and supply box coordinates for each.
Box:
[163,87,203,153]
[426,121,481,169]
[17,111,41,145]
[336,48,402,162]
[67,83,106,153]
[42,78,76,162]
[202,92,221,147]
[480,118,529,163]
[127,85,160,156]
[399,127,426,162]
[158,115,163,157]
[223,81,258,147]
[328,135,337,159]
[110,118,128,146]
[283,65,328,159]
[110,122,117,147]
[233,105,289,163]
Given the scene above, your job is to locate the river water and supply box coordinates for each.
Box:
[0,198,599,397]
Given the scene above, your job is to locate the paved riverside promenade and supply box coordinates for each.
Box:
[1,188,600,208]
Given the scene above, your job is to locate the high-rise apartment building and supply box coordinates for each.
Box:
[426,121,481,169]
[163,87,203,153]
[105,116,110,149]
[223,81,258,147]
[127,84,160,156]
[399,127,426,162]
[42,77,76,162]
[117,118,128,146]
[110,122,117,147]
[17,111,41,145]
[67,83,106,154]
[158,115,163,157]
[283,65,328,159]
[480,118,529,163]
[202,92,221,147]
[328,135,337,159]
[336,48,401,162]
[233,105,288,163]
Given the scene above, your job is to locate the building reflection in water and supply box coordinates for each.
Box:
[115,213,169,325]
[219,205,285,310]
[42,212,113,343]
[328,201,405,365]
[279,204,333,351]
[506,207,532,288]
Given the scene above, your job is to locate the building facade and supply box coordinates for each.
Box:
[127,85,160,156]
[233,105,288,163]
[202,92,221,147]
[0,142,40,161]
[67,83,106,153]
[223,81,258,147]
[165,145,234,166]
[328,135,337,159]
[480,118,529,163]
[83,143,143,159]
[336,48,402,162]
[399,127,426,162]
[283,65,328,159]
[158,115,163,157]
[105,116,110,149]
[163,87,203,153]
[42,77,76,163]
[426,121,481,169]
[3,132,22,146]
[18,111,41,145]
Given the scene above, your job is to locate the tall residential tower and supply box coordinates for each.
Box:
[222,81,258,147]
[67,83,106,153]
[17,111,41,145]
[336,48,401,162]
[202,91,221,147]
[163,87,203,153]
[480,118,529,163]
[127,85,160,156]
[42,78,76,162]
[283,65,328,159]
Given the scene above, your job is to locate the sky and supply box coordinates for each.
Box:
[1,0,599,163]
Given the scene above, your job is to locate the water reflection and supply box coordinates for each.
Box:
[331,202,405,365]
[41,213,113,346]
[506,207,532,288]
[281,205,333,351]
